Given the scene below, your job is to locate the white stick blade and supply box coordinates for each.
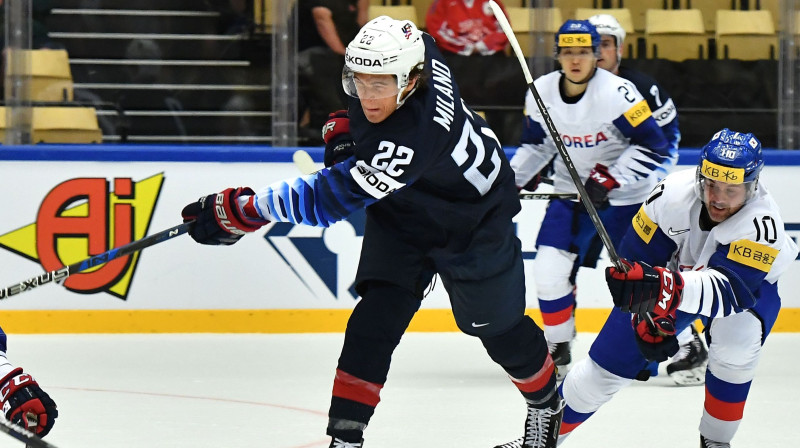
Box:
[292,150,318,175]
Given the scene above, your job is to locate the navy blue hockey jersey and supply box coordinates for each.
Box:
[252,33,520,233]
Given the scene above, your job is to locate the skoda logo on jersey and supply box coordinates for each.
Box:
[263,210,367,300]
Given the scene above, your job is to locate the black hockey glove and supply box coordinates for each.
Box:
[0,367,58,437]
[518,173,542,192]
[322,110,355,167]
[605,260,683,317]
[518,159,554,192]
[181,187,268,245]
[583,163,619,208]
[632,313,679,363]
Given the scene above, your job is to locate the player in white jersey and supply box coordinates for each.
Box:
[0,328,58,438]
[557,129,798,447]
[509,19,671,378]
[588,13,707,385]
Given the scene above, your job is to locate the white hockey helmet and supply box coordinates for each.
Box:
[588,14,626,61]
[343,16,425,106]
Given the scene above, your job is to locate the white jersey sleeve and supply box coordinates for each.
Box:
[508,85,558,187]
[624,169,799,318]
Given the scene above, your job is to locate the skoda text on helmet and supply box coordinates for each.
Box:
[553,19,601,59]
[695,128,764,207]
[588,14,625,62]
[343,16,425,107]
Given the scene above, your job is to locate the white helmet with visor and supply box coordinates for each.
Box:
[342,16,425,106]
[588,14,626,62]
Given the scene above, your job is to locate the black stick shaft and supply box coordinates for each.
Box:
[0,418,59,448]
[1,221,193,300]
[488,1,624,271]
[519,192,577,200]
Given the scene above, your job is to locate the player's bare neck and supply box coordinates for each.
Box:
[564,81,587,97]
[699,205,718,231]
[559,75,587,103]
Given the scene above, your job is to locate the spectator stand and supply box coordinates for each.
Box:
[44,0,273,144]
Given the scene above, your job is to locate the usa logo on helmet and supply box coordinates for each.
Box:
[402,23,412,39]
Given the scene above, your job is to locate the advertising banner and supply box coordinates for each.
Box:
[1,147,798,332]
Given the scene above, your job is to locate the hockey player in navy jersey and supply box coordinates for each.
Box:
[181,16,562,448]
[587,13,709,386]
[557,129,798,447]
[0,327,58,438]
[509,19,672,379]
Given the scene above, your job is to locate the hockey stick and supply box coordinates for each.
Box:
[0,221,194,300]
[488,1,624,271]
[519,192,577,200]
[0,418,59,448]
[293,149,319,175]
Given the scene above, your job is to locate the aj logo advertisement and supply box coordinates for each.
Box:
[0,174,164,299]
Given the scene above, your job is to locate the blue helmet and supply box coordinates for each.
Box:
[696,128,764,202]
[554,20,601,58]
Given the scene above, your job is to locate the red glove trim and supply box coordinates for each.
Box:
[0,367,22,383]
[322,118,350,144]
[0,367,23,400]
[607,259,637,280]
[213,187,265,235]
[590,163,620,190]
[653,267,683,316]
[242,196,262,221]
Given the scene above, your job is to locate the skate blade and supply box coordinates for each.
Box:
[555,363,570,382]
[668,364,707,386]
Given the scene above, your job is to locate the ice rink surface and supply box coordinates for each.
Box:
[7,332,799,448]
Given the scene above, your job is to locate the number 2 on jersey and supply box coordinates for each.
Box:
[451,115,501,195]
[371,141,414,176]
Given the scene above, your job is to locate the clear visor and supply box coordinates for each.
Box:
[342,67,401,100]
[695,174,756,209]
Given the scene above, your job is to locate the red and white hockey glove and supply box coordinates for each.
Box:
[583,163,620,208]
[0,368,58,437]
[181,187,268,245]
[322,110,355,167]
[632,313,679,362]
[605,260,683,317]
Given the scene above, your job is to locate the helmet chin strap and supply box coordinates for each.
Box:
[610,54,621,74]
[396,73,422,107]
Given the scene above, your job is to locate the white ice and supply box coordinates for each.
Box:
[7,332,799,447]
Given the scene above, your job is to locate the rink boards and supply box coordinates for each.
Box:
[1,145,799,333]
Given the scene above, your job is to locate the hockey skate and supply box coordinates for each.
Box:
[667,325,708,386]
[329,437,363,448]
[493,399,565,448]
[548,341,571,381]
[700,435,730,448]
